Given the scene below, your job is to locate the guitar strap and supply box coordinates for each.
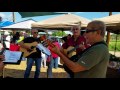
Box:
[82,41,107,53]
[75,41,108,61]
[63,41,108,78]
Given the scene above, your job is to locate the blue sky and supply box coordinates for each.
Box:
[0,12,120,22]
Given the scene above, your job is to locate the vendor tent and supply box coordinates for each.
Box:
[32,13,91,30]
[95,13,120,34]
[0,21,14,41]
[0,21,14,28]
[1,19,36,30]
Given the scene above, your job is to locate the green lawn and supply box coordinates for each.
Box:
[109,41,120,51]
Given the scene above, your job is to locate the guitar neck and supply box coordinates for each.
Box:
[40,35,55,47]
[67,45,79,54]
[67,42,84,54]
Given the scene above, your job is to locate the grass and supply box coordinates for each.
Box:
[109,41,120,51]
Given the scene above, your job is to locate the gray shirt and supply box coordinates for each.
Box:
[74,42,109,78]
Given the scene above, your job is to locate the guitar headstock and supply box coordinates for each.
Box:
[40,35,55,48]
[40,35,46,41]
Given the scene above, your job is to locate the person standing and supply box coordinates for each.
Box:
[61,25,89,78]
[41,52,47,68]
[19,29,42,78]
[52,38,61,69]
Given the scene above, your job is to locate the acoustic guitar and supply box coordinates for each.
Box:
[40,35,55,48]
[60,42,84,64]
[20,35,54,58]
[20,42,38,58]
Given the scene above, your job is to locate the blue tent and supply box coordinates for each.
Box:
[0,21,14,28]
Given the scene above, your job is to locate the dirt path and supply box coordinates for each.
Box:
[2,61,67,78]
[1,51,119,78]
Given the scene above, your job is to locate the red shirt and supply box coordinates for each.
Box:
[9,43,20,51]
[62,36,89,54]
[48,41,61,58]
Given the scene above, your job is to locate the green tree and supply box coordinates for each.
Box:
[52,31,66,36]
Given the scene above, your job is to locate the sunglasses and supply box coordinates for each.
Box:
[85,29,98,33]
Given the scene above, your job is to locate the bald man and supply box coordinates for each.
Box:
[19,29,42,78]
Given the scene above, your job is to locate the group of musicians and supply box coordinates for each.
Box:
[0,20,109,78]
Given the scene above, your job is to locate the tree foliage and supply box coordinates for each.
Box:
[52,31,66,36]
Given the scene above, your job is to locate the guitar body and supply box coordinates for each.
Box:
[20,42,38,58]
[64,46,76,58]
[60,46,76,64]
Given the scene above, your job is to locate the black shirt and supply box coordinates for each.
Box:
[23,37,41,58]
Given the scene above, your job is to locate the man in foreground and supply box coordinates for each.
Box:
[49,20,109,78]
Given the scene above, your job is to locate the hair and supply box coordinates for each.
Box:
[31,29,38,34]
[11,32,20,43]
[51,37,55,42]
[68,34,71,36]
[71,24,81,31]
[61,36,67,42]
[88,20,106,37]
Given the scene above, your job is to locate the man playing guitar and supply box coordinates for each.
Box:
[61,25,89,78]
[49,21,109,78]
[19,29,42,78]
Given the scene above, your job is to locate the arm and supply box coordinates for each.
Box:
[0,61,4,71]
[17,36,24,43]
[0,55,4,60]
[49,45,86,73]
[18,41,31,50]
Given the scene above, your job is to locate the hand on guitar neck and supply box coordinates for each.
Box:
[40,35,55,48]
[60,42,86,64]
[67,41,85,55]
[78,42,86,51]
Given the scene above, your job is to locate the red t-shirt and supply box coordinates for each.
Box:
[48,41,61,58]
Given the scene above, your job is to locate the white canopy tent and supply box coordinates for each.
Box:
[1,19,36,30]
[0,19,37,49]
[32,13,91,30]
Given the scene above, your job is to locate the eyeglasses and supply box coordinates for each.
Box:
[72,28,79,31]
[85,29,98,33]
[34,32,38,34]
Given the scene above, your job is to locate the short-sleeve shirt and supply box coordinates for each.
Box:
[62,36,89,54]
[74,41,109,78]
[23,37,41,58]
